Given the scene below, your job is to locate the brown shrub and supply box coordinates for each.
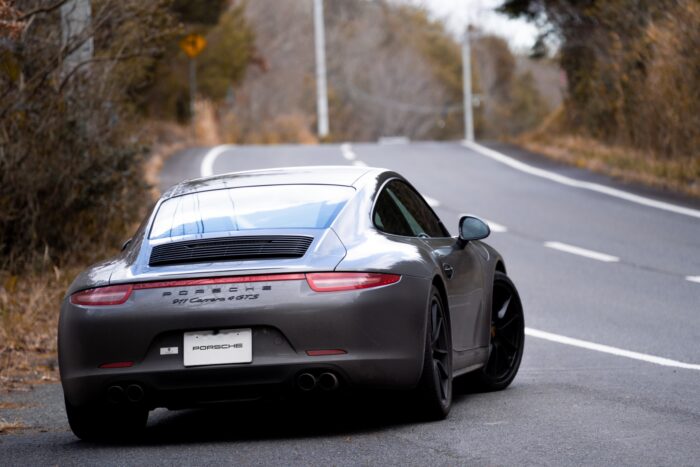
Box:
[0,1,177,271]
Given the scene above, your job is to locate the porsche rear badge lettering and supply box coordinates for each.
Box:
[164,286,266,305]
[192,343,243,350]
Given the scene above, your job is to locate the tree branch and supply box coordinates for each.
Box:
[18,0,70,21]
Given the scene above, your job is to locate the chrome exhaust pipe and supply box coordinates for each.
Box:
[125,384,144,403]
[297,373,317,391]
[317,372,339,391]
[107,385,125,403]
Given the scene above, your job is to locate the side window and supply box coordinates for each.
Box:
[373,180,448,237]
[373,186,414,236]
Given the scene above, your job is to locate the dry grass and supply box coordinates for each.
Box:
[518,113,700,198]
[0,124,195,393]
[0,418,26,434]
[0,265,79,391]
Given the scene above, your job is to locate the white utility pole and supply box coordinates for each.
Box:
[461,23,475,142]
[60,0,93,78]
[313,0,330,138]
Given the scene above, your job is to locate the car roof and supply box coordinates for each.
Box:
[162,166,384,199]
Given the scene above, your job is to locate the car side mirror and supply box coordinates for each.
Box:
[457,215,490,247]
[121,238,132,251]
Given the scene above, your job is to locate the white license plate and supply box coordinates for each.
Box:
[183,329,252,367]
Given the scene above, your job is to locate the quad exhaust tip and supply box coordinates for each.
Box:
[318,372,339,391]
[126,384,144,403]
[107,385,125,403]
[297,373,317,391]
[108,384,144,403]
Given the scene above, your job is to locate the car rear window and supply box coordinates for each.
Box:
[150,184,354,239]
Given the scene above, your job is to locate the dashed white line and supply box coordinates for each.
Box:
[201,144,235,177]
[526,327,700,371]
[686,276,700,284]
[544,241,620,262]
[340,143,356,161]
[481,218,508,233]
[378,136,410,145]
[463,140,700,220]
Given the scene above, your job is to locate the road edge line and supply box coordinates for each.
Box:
[462,140,700,220]
[201,144,236,177]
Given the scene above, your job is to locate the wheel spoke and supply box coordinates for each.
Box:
[498,332,519,352]
[435,359,449,379]
[433,347,448,355]
[496,313,520,331]
[433,361,444,396]
[490,342,501,375]
[496,294,511,320]
[432,316,443,346]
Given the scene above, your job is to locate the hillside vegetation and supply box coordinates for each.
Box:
[502,0,700,196]
[192,0,552,144]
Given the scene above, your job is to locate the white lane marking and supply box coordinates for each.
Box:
[526,327,700,371]
[463,140,700,220]
[481,218,507,233]
[544,241,620,262]
[201,144,235,177]
[340,143,356,161]
[686,276,700,284]
[458,214,508,233]
[353,160,367,167]
[423,195,440,208]
[378,136,410,145]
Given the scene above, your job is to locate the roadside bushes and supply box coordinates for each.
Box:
[0,1,176,271]
[501,0,700,161]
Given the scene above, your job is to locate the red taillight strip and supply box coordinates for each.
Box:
[99,361,134,369]
[306,349,347,356]
[70,284,133,306]
[132,273,306,290]
[305,272,401,292]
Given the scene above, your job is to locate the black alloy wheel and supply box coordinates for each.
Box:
[416,286,452,420]
[470,271,525,391]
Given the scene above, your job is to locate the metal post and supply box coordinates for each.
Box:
[313,0,329,138]
[60,0,93,78]
[462,25,474,142]
[189,58,197,118]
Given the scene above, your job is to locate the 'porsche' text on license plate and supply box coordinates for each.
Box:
[183,329,252,367]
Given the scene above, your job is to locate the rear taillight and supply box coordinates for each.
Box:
[305,272,400,292]
[70,284,133,306]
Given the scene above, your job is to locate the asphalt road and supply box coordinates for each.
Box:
[2,141,699,465]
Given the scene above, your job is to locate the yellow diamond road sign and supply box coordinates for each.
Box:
[180,34,207,59]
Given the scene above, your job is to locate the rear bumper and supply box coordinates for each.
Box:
[59,275,431,407]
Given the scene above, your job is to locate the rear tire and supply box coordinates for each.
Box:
[415,286,452,420]
[468,272,525,391]
[65,398,148,442]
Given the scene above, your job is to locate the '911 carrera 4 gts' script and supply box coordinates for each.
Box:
[164,284,272,305]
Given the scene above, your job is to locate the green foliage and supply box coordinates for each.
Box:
[171,0,228,25]
[473,34,551,138]
[0,0,178,271]
[197,6,255,101]
[501,0,700,159]
[389,5,476,140]
[508,71,551,134]
[145,3,255,121]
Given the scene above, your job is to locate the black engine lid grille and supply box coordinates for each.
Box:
[149,235,314,266]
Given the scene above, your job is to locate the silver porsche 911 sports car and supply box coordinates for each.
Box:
[59,165,524,440]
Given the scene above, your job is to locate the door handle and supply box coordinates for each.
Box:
[442,263,454,279]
